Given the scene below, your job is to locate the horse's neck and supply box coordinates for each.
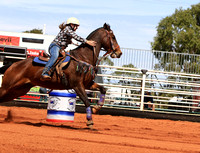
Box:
[71,28,105,65]
[72,40,101,66]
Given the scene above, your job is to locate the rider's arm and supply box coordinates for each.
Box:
[64,26,96,47]
[66,27,86,43]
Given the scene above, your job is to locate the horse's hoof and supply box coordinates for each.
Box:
[88,124,93,129]
[86,120,94,129]
[92,105,102,114]
[4,110,13,122]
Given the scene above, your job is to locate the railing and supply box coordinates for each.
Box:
[93,65,200,114]
[15,64,200,116]
[12,48,200,115]
[100,48,200,74]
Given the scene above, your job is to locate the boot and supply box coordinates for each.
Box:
[41,67,51,81]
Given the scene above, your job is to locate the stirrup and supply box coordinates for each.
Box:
[41,67,51,80]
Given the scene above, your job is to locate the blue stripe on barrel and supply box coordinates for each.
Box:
[49,91,76,97]
[47,110,74,116]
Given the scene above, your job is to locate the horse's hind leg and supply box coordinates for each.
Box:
[0,83,33,103]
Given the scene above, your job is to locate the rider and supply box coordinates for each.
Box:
[41,17,97,80]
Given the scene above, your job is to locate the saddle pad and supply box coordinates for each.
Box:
[33,52,71,65]
[33,57,47,65]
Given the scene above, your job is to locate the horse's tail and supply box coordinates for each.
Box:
[0,63,12,74]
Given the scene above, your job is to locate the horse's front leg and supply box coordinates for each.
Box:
[74,85,93,128]
[89,81,106,114]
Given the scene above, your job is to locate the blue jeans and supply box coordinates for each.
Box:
[44,43,61,71]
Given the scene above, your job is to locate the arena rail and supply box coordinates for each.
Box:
[100,48,200,75]
[13,64,200,116]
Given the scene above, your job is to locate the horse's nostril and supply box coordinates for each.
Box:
[117,52,122,57]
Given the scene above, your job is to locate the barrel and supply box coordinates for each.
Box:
[46,90,76,122]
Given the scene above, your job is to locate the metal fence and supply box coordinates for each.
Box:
[14,48,200,116]
[93,65,200,114]
[100,48,200,74]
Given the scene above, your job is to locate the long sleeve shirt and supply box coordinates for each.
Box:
[53,25,86,49]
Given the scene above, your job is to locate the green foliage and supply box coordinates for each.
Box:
[100,56,114,66]
[112,64,141,95]
[112,64,141,85]
[114,64,138,77]
[23,28,43,34]
[151,3,200,54]
[151,4,200,102]
[151,3,200,74]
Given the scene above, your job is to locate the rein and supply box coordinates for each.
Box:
[94,30,119,67]
[63,29,119,75]
[105,30,120,56]
[95,47,112,66]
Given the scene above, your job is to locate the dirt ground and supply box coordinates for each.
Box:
[0,106,200,153]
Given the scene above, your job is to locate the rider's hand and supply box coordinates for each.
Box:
[86,40,97,47]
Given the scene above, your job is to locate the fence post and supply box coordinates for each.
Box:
[140,69,148,111]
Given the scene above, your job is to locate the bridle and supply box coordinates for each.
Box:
[104,30,120,55]
[65,28,120,76]
[94,29,120,65]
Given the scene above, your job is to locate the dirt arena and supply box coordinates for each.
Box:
[0,106,200,153]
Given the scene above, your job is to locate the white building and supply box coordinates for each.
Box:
[0,31,76,84]
[0,31,55,56]
[0,31,77,58]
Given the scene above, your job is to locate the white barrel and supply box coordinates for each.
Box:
[46,90,76,122]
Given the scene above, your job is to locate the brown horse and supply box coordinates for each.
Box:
[0,23,122,127]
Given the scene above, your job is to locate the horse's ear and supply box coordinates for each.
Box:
[103,23,111,31]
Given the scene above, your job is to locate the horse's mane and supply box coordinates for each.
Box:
[71,27,103,51]
[86,27,102,40]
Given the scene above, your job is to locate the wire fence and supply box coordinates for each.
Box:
[100,48,200,74]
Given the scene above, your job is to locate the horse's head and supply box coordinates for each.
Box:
[101,23,122,58]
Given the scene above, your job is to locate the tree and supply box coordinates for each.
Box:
[108,63,141,105]
[23,28,43,34]
[151,3,200,54]
[112,64,141,93]
[151,3,200,102]
[99,56,114,66]
[151,3,200,73]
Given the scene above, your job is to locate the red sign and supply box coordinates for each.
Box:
[19,94,41,102]
[27,49,45,58]
[0,35,20,46]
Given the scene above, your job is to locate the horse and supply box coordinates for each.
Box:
[0,23,122,128]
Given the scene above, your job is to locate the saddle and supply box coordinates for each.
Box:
[33,49,97,86]
[39,49,66,62]
[33,50,70,86]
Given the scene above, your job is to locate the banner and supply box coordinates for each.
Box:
[27,49,45,57]
[0,35,20,46]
